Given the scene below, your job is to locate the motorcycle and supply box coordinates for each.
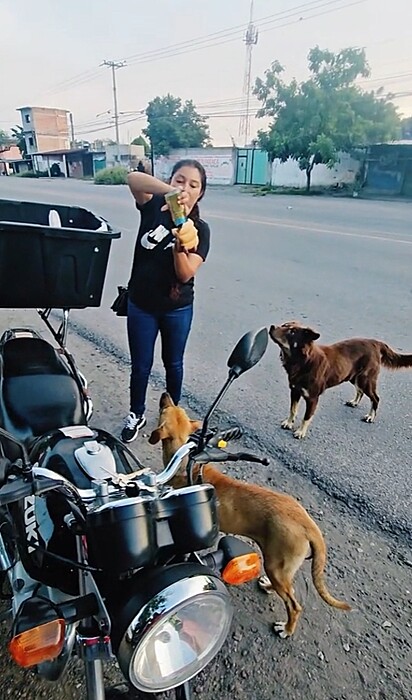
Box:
[0,198,270,699]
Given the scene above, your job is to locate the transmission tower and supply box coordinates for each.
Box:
[239,0,258,147]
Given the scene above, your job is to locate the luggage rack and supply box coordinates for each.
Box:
[36,308,92,418]
[37,308,71,348]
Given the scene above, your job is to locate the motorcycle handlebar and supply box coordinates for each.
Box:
[0,431,268,501]
[0,478,34,506]
[155,441,198,486]
[208,426,243,446]
[193,447,269,466]
[155,425,268,480]
[0,469,86,513]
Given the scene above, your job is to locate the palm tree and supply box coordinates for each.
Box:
[10,125,28,158]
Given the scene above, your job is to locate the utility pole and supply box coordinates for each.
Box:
[69,112,75,149]
[102,59,126,164]
[239,0,258,147]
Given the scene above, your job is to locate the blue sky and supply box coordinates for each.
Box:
[1,0,411,145]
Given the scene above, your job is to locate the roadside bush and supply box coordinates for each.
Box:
[17,170,50,178]
[94,166,128,185]
[18,170,39,178]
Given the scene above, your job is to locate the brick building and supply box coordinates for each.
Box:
[17,106,70,156]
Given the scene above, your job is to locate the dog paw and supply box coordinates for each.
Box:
[293,428,306,439]
[362,414,375,423]
[345,400,358,408]
[273,622,291,639]
[258,575,273,593]
[281,419,294,430]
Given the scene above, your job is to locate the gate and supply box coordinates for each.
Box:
[235,148,268,185]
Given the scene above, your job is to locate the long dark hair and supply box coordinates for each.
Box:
[170,159,207,223]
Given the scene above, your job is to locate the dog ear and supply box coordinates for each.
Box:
[148,422,168,444]
[304,328,320,342]
[159,392,175,409]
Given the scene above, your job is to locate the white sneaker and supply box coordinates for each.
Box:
[121,412,147,443]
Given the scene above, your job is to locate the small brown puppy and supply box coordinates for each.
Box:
[149,393,350,638]
[270,321,412,439]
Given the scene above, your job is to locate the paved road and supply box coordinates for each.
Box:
[1,177,411,543]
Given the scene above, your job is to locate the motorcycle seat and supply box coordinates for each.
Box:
[3,336,71,377]
[1,337,86,436]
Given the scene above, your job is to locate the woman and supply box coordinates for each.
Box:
[121,159,210,442]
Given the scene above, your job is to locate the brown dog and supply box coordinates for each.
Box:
[270,321,412,439]
[149,393,351,638]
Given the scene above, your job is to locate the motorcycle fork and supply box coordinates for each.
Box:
[175,682,192,699]
[76,535,111,700]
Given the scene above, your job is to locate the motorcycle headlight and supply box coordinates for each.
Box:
[117,573,232,693]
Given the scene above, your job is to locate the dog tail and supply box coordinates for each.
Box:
[380,343,412,370]
[310,529,351,611]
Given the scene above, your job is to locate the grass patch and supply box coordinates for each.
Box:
[239,183,357,197]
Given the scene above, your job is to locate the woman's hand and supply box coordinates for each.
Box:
[173,220,199,251]
[161,189,191,215]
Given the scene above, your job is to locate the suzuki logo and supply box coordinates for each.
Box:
[24,496,39,554]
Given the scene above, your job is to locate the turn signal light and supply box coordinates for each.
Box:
[9,619,65,667]
[222,552,261,585]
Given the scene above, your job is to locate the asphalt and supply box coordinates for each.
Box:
[0,177,411,545]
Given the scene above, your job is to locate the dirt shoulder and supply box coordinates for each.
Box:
[1,310,411,700]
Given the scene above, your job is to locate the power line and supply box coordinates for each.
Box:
[75,115,143,137]
[359,71,412,86]
[74,103,262,138]
[41,68,102,96]
[74,96,261,129]
[74,109,259,138]
[122,0,332,64]
[40,0,362,98]
[124,0,361,69]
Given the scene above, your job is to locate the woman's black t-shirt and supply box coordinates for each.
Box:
[128,194,210,313]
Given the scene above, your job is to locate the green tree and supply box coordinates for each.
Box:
[10,125,27,158]
[0,129,11,153]
[131,134,150,155]
[143,95,210,156]
[400,116,412,139]
[254,47,401,191]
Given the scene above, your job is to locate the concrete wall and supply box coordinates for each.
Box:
[154,147,236,185]
[0,145,24,175]
[105,143,145,168]
[271,152,360,188]
[33,153,66,176]
[153,148,359,188]
[0,145,22,162]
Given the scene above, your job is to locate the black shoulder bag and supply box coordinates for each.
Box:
[111,286,128,317]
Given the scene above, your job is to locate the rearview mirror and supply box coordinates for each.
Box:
[227,327,268,378]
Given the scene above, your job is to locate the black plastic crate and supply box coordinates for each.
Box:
[0,199,120,308]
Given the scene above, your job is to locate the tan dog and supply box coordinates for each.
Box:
[270,321,412,439]
[149,393,351,638]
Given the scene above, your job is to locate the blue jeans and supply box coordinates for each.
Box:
[127,299,193,415]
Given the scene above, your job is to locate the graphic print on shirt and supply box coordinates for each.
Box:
[140,225,174,251]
